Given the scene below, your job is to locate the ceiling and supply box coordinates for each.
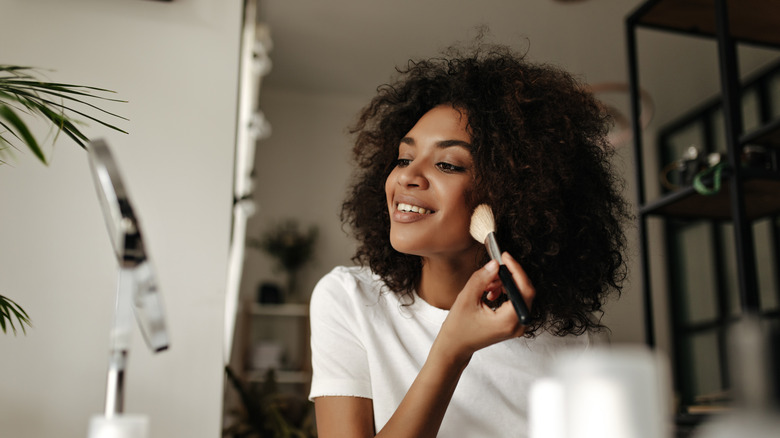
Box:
[254,0,780,129]
[256,0,645,96]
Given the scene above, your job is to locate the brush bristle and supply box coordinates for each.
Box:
[469,204,496,243]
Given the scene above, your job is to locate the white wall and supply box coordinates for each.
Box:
[239,88,364,305]
[0,1,242,437]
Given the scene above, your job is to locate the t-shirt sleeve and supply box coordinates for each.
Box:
[308,268,373,400]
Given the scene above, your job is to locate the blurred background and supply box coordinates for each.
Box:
[1,1,778,437]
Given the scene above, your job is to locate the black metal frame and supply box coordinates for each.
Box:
[657,58,780,404]
[626,0,780,409]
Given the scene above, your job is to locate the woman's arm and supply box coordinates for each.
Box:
[313,336,467,438]
[315,253,535,438]
[314,396,375,436]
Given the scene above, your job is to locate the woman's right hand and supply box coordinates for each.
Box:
[435,252,536,363]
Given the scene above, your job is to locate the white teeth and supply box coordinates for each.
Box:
[398,203,432,214]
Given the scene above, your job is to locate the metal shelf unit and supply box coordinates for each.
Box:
[626,0,780,410]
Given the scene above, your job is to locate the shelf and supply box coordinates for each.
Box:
[741,117,780,147]
[641,170,780,220]
[250,302,309,317]
[677,310,780,335]
[628,0,780,411]
[632,0,780,48]
[247,369,310,384]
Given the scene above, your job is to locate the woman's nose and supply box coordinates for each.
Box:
[397,161,429,189]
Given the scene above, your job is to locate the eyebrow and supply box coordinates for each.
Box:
[400,137,472,150]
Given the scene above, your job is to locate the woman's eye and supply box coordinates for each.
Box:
[437,162,466,173]
[395,158,411,167]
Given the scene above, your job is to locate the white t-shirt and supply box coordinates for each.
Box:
[309,265,605,437]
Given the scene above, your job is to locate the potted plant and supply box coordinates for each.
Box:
[0,64,127,333]
[248,220,317,302]
[223,366,317,438]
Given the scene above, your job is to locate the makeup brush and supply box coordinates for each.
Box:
[470,204,530,325]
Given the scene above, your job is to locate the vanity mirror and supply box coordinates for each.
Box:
[87,139,169,438]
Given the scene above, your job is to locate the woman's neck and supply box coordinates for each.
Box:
[417,247,483,310]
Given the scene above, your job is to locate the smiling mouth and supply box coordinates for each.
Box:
[397,202,434,215]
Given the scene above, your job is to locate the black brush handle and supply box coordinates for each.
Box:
[498,265,530,325]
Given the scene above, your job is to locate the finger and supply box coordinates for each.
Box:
[483,277,503,301]
[501,252,536,308]
[463,259,499,300]
[484,289,502,301]
[492,298,527,337]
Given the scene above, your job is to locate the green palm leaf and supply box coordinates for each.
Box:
[0,104,45,162]
[0,65,128,164]
[0,295,32,335]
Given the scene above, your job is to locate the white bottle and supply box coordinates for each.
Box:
[692,317,780,438]
[530,345,673,438]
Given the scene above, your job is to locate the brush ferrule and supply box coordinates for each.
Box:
[485,232,502,263]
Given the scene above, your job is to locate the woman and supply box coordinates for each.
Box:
[309,43,630,437]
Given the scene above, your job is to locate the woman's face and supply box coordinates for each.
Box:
[385,104,480,261]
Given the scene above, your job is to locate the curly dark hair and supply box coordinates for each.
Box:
[341,42,631,337]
